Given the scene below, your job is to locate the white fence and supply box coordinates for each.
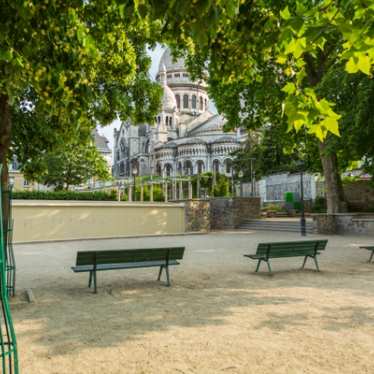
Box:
[252,172,325,203]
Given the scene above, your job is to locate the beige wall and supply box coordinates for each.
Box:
[12,200,185,243]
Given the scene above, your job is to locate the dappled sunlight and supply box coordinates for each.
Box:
[13,202,184,242]
[10,232,374,373]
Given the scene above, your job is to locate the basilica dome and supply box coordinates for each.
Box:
[158,48,186,73]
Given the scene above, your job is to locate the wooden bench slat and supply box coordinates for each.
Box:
[72,260,180,273]
[76,247,185,266]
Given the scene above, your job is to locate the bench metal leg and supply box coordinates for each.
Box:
[255,260,262,272]
[313,256,320,272]
[255,259,271,273]
[266,260,272,273]
[301,255,308,270]
[165,266,171,286]
[88,271,93,288]
[157,265,164,281]
[369,250,374,263]
[93,270,97,293]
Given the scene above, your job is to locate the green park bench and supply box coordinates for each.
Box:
[244,240,328,273]
[359,246,374,263]
[72,247,185,293]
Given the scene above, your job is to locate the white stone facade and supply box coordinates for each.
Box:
[112,48,245,178]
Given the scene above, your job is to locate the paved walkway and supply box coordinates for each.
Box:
[11,231,374,374]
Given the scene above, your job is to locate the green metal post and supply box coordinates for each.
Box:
[0,165,19,373]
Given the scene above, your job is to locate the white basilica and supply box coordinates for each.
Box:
[112,48,244,179]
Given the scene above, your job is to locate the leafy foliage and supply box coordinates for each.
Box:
[181,1,373,139]
[13,190,117,201]
[22,140,110,190]
[191,173,231,198]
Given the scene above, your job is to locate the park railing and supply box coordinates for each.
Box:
[0,165,19,373]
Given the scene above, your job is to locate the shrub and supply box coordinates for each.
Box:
[262,203,282,212]
[13,190,117,201]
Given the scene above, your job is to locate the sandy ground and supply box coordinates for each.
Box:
[10,231,374,374]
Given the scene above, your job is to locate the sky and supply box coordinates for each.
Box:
[99,45,165,149]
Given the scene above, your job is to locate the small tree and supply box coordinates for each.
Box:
[23,140,110,190]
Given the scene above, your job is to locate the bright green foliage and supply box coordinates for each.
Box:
[232,126,321,181]
[0,0,245,187]
[0,0,163,186]
[181,0,373,139]
[13,190,117,201]
[22,140,110,190]
[317,65,374,176]
[191,173,231,197]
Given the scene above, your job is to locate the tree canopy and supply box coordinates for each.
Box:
[176,0,373,213]
[1,0,373,213]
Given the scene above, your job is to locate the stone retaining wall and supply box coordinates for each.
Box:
[184,200,210,232]
[183,197,261,232]
[343,181,374,212]
[313,213,374,235]
[210,197,261,230]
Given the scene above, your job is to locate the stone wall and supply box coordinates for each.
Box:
[183,197,261,232]
[313,213,374,235]
[312,214,337,235]
[184,200,210,232]
[210,197,261,230]
[343,181,374,212]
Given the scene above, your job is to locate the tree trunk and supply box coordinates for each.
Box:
[319,141,346,213]
[0,93,12,242]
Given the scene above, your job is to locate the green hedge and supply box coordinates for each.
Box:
[13,190,118,201]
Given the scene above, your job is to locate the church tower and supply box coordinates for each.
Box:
[154,64,177,143]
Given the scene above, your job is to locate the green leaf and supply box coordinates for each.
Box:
[0,49,13,61]
[321,116,340,137]
[281,82,296,94]
[280,6,291,20]
[345,57,359,73]
[357,54,371,75]
[293,37,306,59]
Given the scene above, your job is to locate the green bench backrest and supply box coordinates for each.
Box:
[256,240,328,257]
[76,247,185,266]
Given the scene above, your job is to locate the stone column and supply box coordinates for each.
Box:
[117,186,121,202]
[197,175,201,199]
[179,180,184,200]
[150,183,154,202]
[128,185,133,202]
[140,184,144,202]
[172,180,177,200]
[188,180,193,200]
[164,182,168,202]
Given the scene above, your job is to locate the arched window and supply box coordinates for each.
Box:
[225,159,233,174]
[165,164,173,177]
[157,116,160,124]
[184,160,193,176]
[175,94,180,109]
[197,161,204,174]
[205,98,208,109]
[183,94,189,109]
[169,117,173,127]
[192,95,197,109]
[200,97,203,110]
[213,160,220,174]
